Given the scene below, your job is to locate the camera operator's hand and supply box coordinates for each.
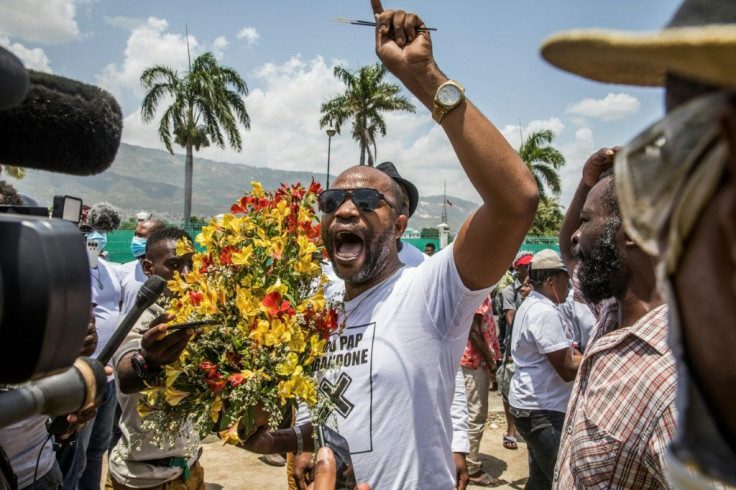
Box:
[140,313,193,368]
[59,402,98,440]
[294,451,315,489]
[80,304,98,357]
[307,447,371,490]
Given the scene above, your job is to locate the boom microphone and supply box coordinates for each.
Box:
[0,357,106,429]
[0,47,28,110]
[47,275,167,436]
[0,69,122,175]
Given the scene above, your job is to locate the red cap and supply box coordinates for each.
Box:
[514,254,533,268]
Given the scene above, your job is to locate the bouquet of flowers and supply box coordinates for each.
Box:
[138,181,338,447]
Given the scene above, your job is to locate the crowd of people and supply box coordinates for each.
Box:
[1,0,736,488]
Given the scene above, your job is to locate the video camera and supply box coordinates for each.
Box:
[0,46,122,402]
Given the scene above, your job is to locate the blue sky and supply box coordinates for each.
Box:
[0,0,680,208]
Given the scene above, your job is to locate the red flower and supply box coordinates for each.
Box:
[190,291,204,306]
[205,376,227,394]
[199,361,218,378]
[261,291,295,318]
[200,254,213,274]
[308,178,322,196]
[228,373,244,387]
[220,245,235,265]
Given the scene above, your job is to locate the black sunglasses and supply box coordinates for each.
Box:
[318,188,396,213]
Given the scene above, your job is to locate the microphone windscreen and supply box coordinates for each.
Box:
[0,70,122,175]
[0,47,28,110]
[137,275,167,306]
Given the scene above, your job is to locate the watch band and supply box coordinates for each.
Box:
[432,80,466,124]
[293,425,303,455]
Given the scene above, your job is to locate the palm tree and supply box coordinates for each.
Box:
[141,51,250,221]
[319,63,415,166]
[517,129,565,202]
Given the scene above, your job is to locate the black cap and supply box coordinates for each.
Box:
[376,161,419,218]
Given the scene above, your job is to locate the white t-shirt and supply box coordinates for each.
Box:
[117,259,147,316]
[303,243,489,489]
[91,258,122,380]
[317,242,470,454]
[559,290,596,352]
[0,416,54,489]
[508,291,574,413]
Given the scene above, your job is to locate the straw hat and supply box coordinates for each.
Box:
[540,0,736,89]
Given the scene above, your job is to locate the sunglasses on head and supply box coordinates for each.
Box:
[317,188,396,214]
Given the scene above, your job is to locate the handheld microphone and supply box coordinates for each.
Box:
[46,275,166,436]
[96,275,167,365]
[0,69,122,175]
[0,357,107,429]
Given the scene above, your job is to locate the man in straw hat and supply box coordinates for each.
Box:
[542,0,736,486]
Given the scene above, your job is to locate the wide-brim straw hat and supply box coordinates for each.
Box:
[540,0,736,90]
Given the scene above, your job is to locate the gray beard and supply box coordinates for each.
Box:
[333,225,396,285]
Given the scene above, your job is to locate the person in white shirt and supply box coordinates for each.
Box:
[242,2,539,488]
[307,161,472,487]
[117,219,165,316]
[508,249,582,489]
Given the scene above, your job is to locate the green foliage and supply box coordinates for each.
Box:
[517,129,565,202]
[1,166,25,179]
[140,51,250,221]
[319,63,416,166]
[528,197,564,237]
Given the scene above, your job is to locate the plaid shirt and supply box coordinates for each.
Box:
[553,268,677,489]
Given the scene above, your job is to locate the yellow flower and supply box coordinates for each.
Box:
[165,386,190,406]
[137,403,154,419]
[231,245,253,265]
[210,396,223,423]
[165,366,184,387]
[275,353,299,376]
[250,182,265,198]
[219,421,242,445]
[176,238,195,257]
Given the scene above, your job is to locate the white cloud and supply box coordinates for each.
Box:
[236,27,259,48]
[0,0,91,44]
[0,36,52,72]
[500,118,565,150]
[212,36,229,60]
[566,92,641,121]
[95,17,200,101]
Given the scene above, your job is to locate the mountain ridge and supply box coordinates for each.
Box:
[13,142,478,232]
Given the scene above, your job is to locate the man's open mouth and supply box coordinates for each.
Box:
[334,231,365,261]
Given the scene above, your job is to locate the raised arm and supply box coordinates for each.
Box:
[371,0,539,291]
[559,147,617,271]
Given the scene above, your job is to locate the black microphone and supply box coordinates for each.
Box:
[0,69,122,175]
[96,275,167,365]
[0,47,28,110]
[0,357,106,429]
[46,275,167,436]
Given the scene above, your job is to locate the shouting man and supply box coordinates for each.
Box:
[243,1,539,488]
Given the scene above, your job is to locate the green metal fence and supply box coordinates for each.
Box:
[106,225,559,264]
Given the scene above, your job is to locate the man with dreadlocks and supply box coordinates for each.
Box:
[554,148,677,488]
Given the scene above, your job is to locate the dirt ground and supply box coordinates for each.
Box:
[194,392,529,489]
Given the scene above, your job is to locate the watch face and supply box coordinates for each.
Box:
[438,84,461,105]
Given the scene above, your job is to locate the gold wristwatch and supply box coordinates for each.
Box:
[432,80,465,123]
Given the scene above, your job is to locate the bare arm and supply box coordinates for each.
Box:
[545,347,583,383]
[116,313,193,394]
[371,0,539,291]
[468,314,496,368]
[559,147,618,271]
